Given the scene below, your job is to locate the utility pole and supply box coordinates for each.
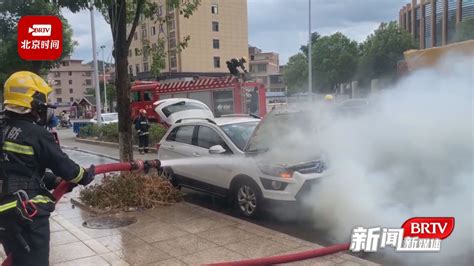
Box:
[308,0,312,101]
[90,0,102,125]
[100,45,108,112]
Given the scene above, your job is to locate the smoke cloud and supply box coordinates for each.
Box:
[259,54,473,265]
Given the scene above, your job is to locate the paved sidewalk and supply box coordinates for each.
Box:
[1,130,379,265]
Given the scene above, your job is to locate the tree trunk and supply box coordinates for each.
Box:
[115,0,134,161]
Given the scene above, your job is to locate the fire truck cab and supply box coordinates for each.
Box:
[131,77,267,122]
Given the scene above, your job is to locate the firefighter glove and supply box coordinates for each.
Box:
[78,165,95,186]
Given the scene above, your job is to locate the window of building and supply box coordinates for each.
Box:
[135,48,140,56]
[55,88,62,95]
[213,56,220,68]
[69,88,73,93]
[142,28,147,38]
[152,43,157,49]
[85,79,92,85]
[211,4,218,14]
[54,72,60,77]
[57,98,62,103]
[257,64,267,72]
[134,32,138,40]
[151,26,156,35]
[70,97,74,102]
[144,62,149,72]
[62,61,69,67]
[462,0,474,20]
[212,21,219,32]
[415,7,421,45]
[158,5,163,16]
[168,19,175,31]
[169,37,176,48]
[170,56,177,68]
[68,71,72,76]
[68,80,73,85]
[435,0,443,47]
[129,65,133,75]
[213,39,220,49]
[447,0,457,43]
[135,64,140,73]
[129,49,132,56]
[159,24,164,33]
[424,3,432,48]
[84,72,91,77]
[54,80,61,85]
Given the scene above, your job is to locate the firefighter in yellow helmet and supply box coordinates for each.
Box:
[0,71,95,265]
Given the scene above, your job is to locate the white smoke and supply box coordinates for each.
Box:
[266,54,473,265]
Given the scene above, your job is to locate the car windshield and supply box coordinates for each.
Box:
[102,113,118,122]
[162,101,207,117]
[220,121,259,150]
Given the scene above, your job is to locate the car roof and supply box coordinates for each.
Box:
[173,116,259,127]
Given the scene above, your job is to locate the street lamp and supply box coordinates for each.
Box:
[100,45,108,112]
[308,0,312,100]
[90,0,102,125]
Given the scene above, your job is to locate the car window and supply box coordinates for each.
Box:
[131,91,140,102]
[144,91,153,101]
[172,126,194,145]
[102,113,118,122]
[197,126,224,149]
[220,121,259,150]
[162,101,208,117]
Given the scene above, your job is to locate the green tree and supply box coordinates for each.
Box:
[282,32,359,94]
[56,0,200,161]
[282,53,308,94]
[0,0,76,84]
[358,21,416,83]
[455,18,474,42]
[311,32,359,92]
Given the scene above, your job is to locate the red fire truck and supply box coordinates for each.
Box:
[130,77,267,122]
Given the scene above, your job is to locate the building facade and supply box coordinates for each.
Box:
[248,46,282,92]
[128,0,248,80]
[399,0,474,49]
[47,57,95,112]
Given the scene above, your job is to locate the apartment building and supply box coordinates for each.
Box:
[248,45,283,92]
[127,0,249,80]
[399,0,474,48]
[47,57,95,112]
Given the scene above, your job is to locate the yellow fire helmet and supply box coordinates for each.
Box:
[324,94,334,101]
[3,71,53,113]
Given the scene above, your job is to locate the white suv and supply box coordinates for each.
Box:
[156,100,328,217]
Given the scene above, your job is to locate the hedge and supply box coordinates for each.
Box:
[78,123,167,146]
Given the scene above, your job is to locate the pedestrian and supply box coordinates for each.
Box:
[0,71,95,266]
[135,109,150,154]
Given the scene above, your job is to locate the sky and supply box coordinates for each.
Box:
[67,0,408,65]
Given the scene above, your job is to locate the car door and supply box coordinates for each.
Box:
[159,125,198,179]
[192,125,235,190]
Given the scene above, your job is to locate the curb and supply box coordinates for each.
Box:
[70,198,112,215]
[75,137,158,153]
[61,145,120,161]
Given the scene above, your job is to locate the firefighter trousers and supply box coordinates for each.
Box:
[138,134,149,153]
[1,214,50,266]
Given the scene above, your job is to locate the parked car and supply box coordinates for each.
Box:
[156,100,329,217]
[90,112,119,125]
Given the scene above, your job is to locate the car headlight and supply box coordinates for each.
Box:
[258,163,293,179]
[260,178,288,191]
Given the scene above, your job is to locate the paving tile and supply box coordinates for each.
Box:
[280,257,336,266]
[83,239,111,254]
[53,255,110,266]
[153,234,217,257]
[50,219,66,232]
[197,225,256,246]
[147,258,187,266]
[325,254,347,263]
[145,205,203,224]
[126,221,189,243]
[177,246,245,265]
[81,227,122,239]
[338,254,380,265]
[336,260,363,266]
[173,215,236,234]
[95,232,147,252]
[51,230,80,246]
[50,242,96,264]
[100,252,130,266]
[224,237,294,258]
[114,243,171,265]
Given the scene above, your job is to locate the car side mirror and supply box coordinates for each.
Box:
[209,145,226,154]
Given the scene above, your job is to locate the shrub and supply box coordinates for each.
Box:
[149,124,167,146]
[78,124,100,138]
[99,123,119,142]
[79,172,182,210]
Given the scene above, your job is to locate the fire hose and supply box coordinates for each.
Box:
[206,242,351,266]
[2,159,161,266]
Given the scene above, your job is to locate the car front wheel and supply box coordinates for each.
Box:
[234,180,262,217]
